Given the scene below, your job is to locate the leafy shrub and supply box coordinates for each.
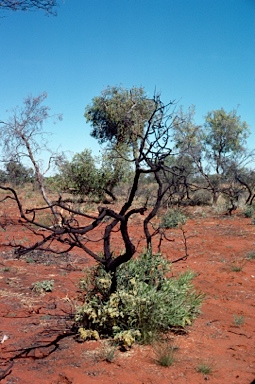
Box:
[243,205,254,218]
[160,209,187,229]
[75,251,203,347]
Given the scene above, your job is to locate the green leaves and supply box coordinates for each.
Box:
[76,251,203,346]
[56,148,131,200]
[85,85,154,150]
[204,108,249,158]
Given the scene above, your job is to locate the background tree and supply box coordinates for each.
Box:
[172,107,251,205]
[85,85,156,156]
[0,0,58,15]
[172,106,212,203]
[203,108,249,176]
[56,148,131,202]
[202,108,250,204]
[0,92,62,221]
[226,160,255,206]
[57,149,102,198]
[100,149,132,201]
[5,160,34,186]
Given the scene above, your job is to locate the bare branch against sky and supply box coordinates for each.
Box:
[0,0,58,15]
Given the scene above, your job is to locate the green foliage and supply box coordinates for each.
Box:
[204,109,249,156]
[4,160,34,186]
[243,205,254,218]
[160,209,187,229]
[32,279,54,294]
[57,149,102,197]
[204,109,249,175]
[56,148,130,199]
[75,251,203,347]
[85,85,154,150]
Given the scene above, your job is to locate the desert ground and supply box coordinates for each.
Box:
[0,197,255,384]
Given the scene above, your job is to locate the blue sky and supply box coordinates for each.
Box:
[0,0,254,170]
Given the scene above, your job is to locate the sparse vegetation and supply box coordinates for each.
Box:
[98,344,117,363]
[229,257,246,272]
[153,339,178,367]
[196,363,212,375]
[233,315,245,326]
[246,251,255,260]
[31,279,54,294]
[231,265,243,272]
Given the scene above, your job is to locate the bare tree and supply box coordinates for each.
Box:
[0,0,58,15]
[0,94,190,293]
[0,92,62,222]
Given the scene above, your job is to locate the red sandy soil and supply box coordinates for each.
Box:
[0,202,255,384]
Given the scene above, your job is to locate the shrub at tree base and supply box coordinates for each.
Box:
[75,251,204,349]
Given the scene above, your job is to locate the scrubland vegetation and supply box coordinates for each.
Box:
[0,86,254,356]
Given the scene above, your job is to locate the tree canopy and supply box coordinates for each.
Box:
[203,108,249,175]
[84,85,156,153]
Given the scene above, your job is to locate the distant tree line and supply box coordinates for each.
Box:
[0,86,254,212]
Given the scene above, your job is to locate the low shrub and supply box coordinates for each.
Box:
[160,209,187,229]
[75,251,203,348]
[243,205,254,218]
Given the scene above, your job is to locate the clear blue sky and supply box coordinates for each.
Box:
[0,0,254,169]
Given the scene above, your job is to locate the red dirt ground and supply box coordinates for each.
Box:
[0,202,255,384]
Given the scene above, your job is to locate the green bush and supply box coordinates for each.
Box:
[160,209,187,229]
[243,205,254,218]
[75,251,203,348]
